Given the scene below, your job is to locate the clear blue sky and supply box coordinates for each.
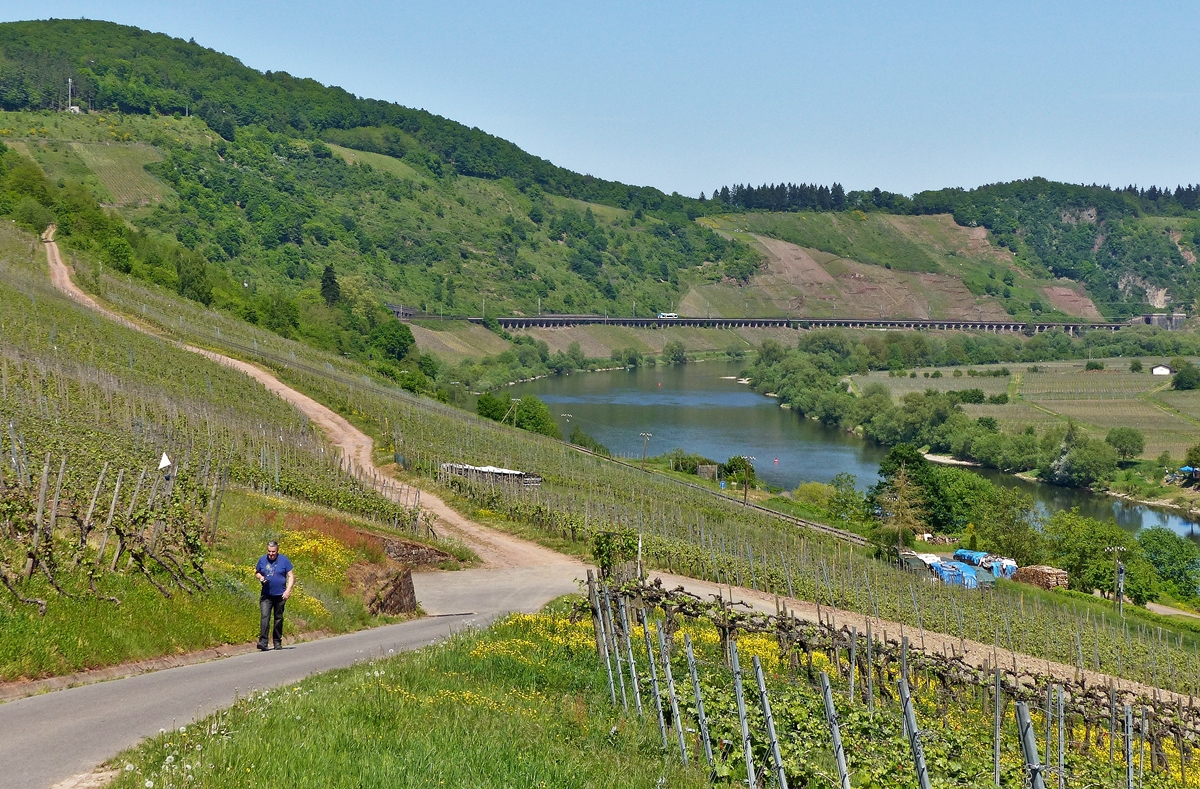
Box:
[5,1,1199,196]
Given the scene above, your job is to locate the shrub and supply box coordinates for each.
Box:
[1085,360,1104,371]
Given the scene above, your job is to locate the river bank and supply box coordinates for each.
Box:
[508,361,1200,540]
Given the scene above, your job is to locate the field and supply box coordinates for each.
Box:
[854,358,1200,458]
[70,141,168,206]
[697,212,1104,320]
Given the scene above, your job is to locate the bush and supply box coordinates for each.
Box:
[662,340,687,365]
[1085,360,1104,371]
[1130,359,1143,373]
[1173,361,1200,390]
[13,195,54,234]
[719,455,755,486]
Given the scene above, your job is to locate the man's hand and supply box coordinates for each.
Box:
[255,573,265,583]
[282,588,291,601]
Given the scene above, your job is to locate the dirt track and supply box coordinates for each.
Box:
[41,228,571,572]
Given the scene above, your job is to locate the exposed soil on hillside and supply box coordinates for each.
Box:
[744,234,1010,320]
[1042,284,1103,319]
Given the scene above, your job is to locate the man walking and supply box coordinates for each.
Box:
[255,540,294,651]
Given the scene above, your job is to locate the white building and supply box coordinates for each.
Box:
[1152,364,1174,376]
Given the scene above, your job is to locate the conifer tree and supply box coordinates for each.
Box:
[320,264,340,306]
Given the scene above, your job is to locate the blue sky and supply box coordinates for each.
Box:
[4,1,1199,196]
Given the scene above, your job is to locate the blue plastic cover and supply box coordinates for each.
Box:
[953,549,990,566]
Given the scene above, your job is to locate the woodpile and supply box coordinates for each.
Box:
[1013,564,1069,590]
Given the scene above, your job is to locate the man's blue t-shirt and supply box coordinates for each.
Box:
[256,554,293,597]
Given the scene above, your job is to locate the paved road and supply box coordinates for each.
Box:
[1,565,585,789]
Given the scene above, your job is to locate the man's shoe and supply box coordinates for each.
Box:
[273,644,283,650]
[257,644,269,651]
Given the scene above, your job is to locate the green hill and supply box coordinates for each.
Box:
[2,17,1198,386]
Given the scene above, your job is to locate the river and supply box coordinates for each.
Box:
[509,359,1200,540]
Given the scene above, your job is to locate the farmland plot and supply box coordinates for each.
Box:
[1020,365,1167,401]
[71,142,169,206]
[853,369,1011,397]
[1041,399,1198,457]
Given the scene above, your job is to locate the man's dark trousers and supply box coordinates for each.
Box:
[259,595,285,649]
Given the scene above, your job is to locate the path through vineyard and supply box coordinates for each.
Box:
[20,230,1187,789]
[42,228,574,573]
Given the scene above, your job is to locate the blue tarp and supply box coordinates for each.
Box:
[947,561,980,589]
[953,549,990,566]
[1181,466,1195,472]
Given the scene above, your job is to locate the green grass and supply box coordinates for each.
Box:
[105,612,706,789]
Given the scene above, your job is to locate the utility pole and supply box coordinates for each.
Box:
[1105,546,1128,615]
[639,432,652,470]
[741,455,756,505]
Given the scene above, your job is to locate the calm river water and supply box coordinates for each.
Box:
[509,359,1200,540]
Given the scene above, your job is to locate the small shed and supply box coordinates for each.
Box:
[440,463,542,487]
[1151,364,1174,376]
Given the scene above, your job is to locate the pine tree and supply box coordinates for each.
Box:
[879,465,925,552]
[320,264,340,306]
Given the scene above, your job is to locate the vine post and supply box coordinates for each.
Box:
[730,642,756,789]
[899,674,931,789]
[819,671,849,789]
[656,624,687,765]
[1016,701,1048,789]
[684,634,714,769]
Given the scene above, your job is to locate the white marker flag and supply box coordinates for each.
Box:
[158,453,172,470]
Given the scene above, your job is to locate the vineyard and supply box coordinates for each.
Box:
[69,141,168,206]
[65,245,1200,700]
[581,580,1198,786]
[0,221,472,677]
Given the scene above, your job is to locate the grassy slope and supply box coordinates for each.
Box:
[1,489,416,683]
[107,610,706,789]
[700,211,1100,320]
